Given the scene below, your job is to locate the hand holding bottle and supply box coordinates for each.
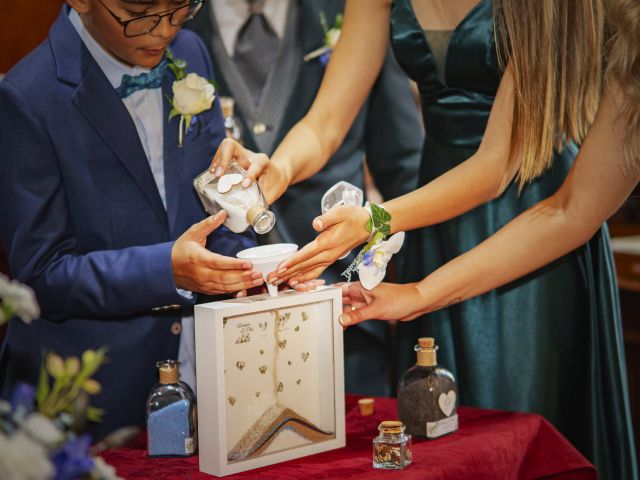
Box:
[209,138,289,205]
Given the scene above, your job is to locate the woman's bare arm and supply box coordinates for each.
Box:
[272,66,520,282]
[341,83,639,325]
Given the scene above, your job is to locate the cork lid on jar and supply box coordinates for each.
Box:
[415,337,438,366]
[379,420,405,434]
[156,359,180,384]
[220,97,235,118]
[418,337,434,348]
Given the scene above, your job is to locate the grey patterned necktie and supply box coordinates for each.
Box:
[233,0,279,105]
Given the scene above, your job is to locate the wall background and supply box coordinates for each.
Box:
[0,0,64,74]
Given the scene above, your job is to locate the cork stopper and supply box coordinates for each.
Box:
[220,97,235,118]
[415,337,437,366]
[246,205,266,225]
[246,205,276,234]
[358,398,375,416]
[156,360,180,384]
[379,420,404,434]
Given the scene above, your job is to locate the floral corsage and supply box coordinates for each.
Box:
[303,12,343,66]
[342,203,406,290]
[165,49,217,147]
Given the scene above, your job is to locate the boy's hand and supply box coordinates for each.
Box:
[171,212,263,294]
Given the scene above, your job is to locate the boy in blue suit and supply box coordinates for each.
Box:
[0,0,262,439]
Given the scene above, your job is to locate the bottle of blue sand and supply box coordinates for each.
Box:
[146,360,197,457]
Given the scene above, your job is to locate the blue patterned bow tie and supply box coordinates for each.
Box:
[116,58,168,99]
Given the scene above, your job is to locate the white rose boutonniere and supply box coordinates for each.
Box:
[166,49,217,147]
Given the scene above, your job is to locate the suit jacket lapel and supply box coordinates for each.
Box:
[161,73,183,236]
[52,7,169,229]
[72,61,168,229]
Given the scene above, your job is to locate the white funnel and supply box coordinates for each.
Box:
[236,243,298,297]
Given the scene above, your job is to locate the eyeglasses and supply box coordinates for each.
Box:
[96,0,206,37]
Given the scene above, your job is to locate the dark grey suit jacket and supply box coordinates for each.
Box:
[187,0,422,346]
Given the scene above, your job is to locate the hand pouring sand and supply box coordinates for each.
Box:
[236,244,298,297]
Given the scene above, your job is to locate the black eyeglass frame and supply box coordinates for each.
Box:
[96,0,207,37]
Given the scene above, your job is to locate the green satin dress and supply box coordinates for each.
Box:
[390,1,638,479]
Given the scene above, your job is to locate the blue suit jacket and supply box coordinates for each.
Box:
[0,8,254,438]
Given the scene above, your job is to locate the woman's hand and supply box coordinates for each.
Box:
[171,212,264,294]
[338,281,426,326]
[209,138,289,204]
[267,205,372,285]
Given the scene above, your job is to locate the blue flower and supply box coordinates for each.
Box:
[362,250,374,267]
[319,51,332,67]
[10,382,35,418]
[51,433,95,480]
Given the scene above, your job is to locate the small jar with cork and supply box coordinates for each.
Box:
[146,360,197,457]
[397,337,458,439]
[372,420,412,469]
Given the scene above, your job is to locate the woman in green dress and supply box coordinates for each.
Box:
[211,1,638,478]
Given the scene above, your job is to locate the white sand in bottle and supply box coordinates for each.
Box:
[202,182,262,233]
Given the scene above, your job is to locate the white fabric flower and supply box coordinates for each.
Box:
[0,273,40,324]
[358,232,405,290]
[0,431,55,480]
[22,413,63,448]
[171,73,215,115]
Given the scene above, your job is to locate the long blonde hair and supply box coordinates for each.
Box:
[493,0,605,189]
[605,0,640,174]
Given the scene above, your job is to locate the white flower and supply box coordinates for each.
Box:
[91,456,124,480]
[0,273,40,324]
[171,73,215,116]
[358,232,405,290]
[22,413,63,448]
[326,28,341,49]
[0,431,55,480]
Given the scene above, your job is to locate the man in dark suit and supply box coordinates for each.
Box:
[0,0,261,438]
[188,0,422,395]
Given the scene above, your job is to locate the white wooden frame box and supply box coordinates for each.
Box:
[194,287,345,477]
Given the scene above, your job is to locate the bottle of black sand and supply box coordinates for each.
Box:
[397,337,458,439]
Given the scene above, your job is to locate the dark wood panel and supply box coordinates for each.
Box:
[620,289,640,462]
[609,215,640,462]
[0,0,64,73]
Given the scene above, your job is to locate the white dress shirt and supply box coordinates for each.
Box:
[69,9,198,391]
[213,0,290,56]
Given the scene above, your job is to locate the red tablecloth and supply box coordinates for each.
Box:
[101,395,596,479]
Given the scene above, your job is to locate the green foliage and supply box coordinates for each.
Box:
[369,203,391,237]
[166,48,187,81]
[37,348,108,423]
